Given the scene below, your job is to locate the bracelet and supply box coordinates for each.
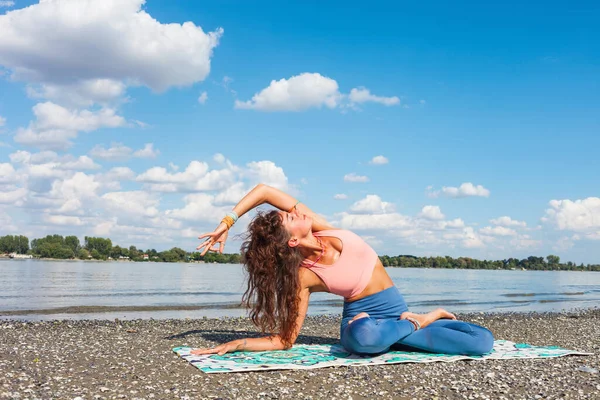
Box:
[221,215,235,229]
[226,211,239,223]
[288,201,300,213]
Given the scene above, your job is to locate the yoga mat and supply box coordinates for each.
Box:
[173,340,592,373]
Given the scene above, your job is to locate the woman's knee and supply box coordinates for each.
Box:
[465,326,495,355]
[341,317,389,355]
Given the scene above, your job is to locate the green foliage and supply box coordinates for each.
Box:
[30,235,74,259]
[10,232,600,271]
[381,254,600,271]
[190,252,242,264]
[90,249,102,260]
[0,235,29,254]
[110,245,129,259]
[84,236,112,257]
[65,236,81,253]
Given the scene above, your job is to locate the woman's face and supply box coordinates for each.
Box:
[279,208,312,242]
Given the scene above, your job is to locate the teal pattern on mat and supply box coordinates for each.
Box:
[172,340,592,373]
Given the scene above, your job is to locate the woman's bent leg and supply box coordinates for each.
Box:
[396,319,494,356]
[341,317,416,355]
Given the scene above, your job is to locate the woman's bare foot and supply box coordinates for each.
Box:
[400,308,456,329]
[348,312,370,325]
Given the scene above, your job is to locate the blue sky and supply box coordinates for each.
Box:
[0,0,599,263]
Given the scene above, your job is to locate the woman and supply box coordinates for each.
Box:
[192,184,494,356]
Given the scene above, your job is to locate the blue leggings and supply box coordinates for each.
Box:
[340,286,494,356]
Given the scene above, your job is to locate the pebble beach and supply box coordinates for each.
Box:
[1,310,599,400]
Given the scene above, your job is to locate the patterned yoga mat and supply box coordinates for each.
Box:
[173,340,592,373]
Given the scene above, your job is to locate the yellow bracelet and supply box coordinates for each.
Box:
[221,215,235,229]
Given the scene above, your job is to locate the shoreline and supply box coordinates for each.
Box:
[1,310,598,399]
[2,257,599,272]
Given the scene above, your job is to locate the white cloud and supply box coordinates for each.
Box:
[479,226,518,237]
[0,187,26,205]
[214,182,247,205]
[350,195,395,214]
[43,215,83,226]
[102,191,159,218]
[439,218,465,229]
[198,91,208,105]
[0,0,223,101]
[133,143,159,159]
[90,143,132,161]
[490,216,527,228]
[428,182,490,198]
[49,172,100,202]
[418,205,445,221]
[338,212,412,230]
[58,155,100,170]
[169,162,179,171]
[461,227,485,248]
[349,88,400,106]
[234,74,403,112]
[510,234,542,250]
[245,161,289,190]
[0,163,18,183]
[334,194,348,200]
[344,173,369,183]
[26,79,127,107]
[137,160,234,193]
[166,193,228,222]
[0,115,6,126]
[0,1,14,8]
[553,236,577,252]
[14,102,126,150]
[0,211,18,232]
[95,167,135,190]
[543,197,600,239]
[235,73,341,112]
[369,155,389,165]
[213,153,226,164]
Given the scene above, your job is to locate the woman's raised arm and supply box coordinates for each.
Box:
[197,184,335,255]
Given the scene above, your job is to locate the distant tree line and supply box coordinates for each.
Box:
[0,234,241,264]
[1,234,598,271]
[380,254,600,272]
[0,235,29,255]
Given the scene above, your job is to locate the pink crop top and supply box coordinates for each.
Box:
[300,229,378,298]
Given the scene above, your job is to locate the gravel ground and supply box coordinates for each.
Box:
[1,310,599,400]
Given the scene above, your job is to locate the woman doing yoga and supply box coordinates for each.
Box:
[192,184,494,356]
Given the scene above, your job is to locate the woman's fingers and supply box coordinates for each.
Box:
[190,347,219,355]
[196,239,212,251]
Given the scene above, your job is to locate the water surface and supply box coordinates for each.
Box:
[1,259,598,320]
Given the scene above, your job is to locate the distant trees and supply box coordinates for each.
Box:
[84,237,112,258]
[31,235,74,259]
[380,254,599,272]
[3,232,599,271]
[190,252,242,264]
[0,235,29,254]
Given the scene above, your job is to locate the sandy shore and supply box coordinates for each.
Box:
[1,310,599,400]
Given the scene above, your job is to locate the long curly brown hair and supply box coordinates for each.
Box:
[241,210,303,348]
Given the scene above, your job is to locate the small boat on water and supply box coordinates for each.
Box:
[8,253,33,259]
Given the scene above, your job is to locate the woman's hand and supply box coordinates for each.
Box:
[196,223,229,256]
[190,340,242,356]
